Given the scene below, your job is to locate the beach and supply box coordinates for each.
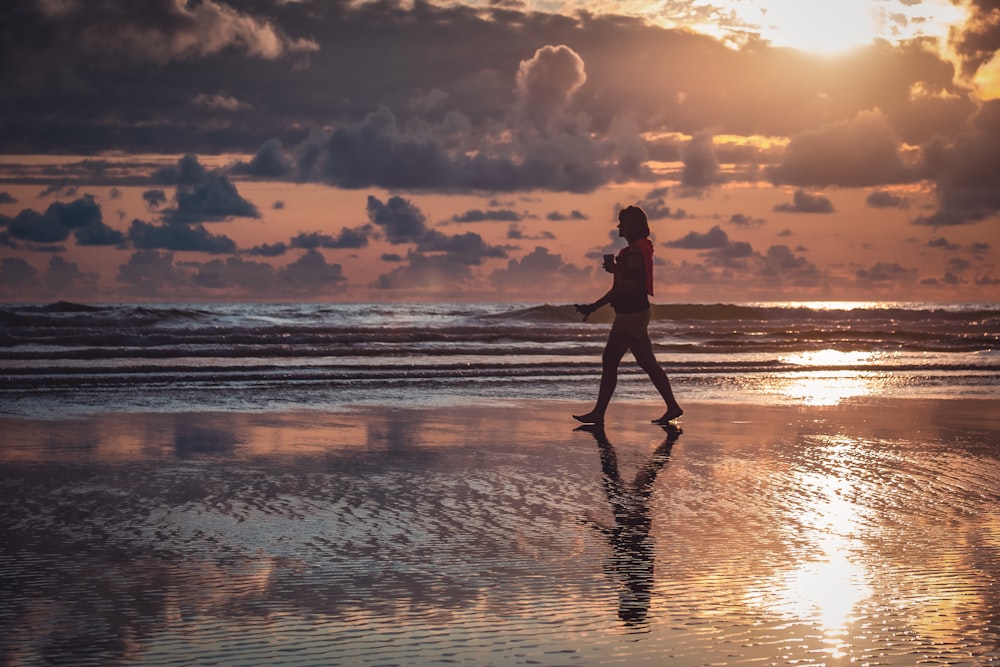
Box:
[2,397,998,666]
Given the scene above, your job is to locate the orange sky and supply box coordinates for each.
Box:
[0,0,998,303]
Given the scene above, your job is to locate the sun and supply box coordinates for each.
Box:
[750,0,879,55]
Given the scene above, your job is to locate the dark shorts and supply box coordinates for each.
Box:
[610,308,650,340]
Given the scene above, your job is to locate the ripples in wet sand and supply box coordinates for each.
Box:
[0,399,998,666]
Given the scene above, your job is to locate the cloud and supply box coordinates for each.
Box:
[855,262,919,287]
[416,230,508,265]
[632,196,688,221]
[117,250,189,296]
[0,192,18,204]
[681,132,722,189]
[290,226,376,250]
[927,237,960,251]
[728,213,766,227]
[143,189,168,209]
[128,219,237,254]
[189,257,275,292]
[6,0,317,71]
[277,250,346,291]
[514,45,587,129]
[488,246,590,293]
[916,99,1000,226]
[773,190,835,214]
[546,209,588,221]
[366,195,429,244]
[162,175,260,224]
[0,257,39,292]
[767,110,912,187]
[372,251,473,291]
[231,139,294,179]
[665,225,731,249]
[246,242,288,257]
[4,194,124,246]
[152,154,210,186]
[866,190,911,208]
[193,93,252,112]
[44,255,99,294]
[451,209,524,223]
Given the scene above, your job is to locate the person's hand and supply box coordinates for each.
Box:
[575,303,597,321]
[602,255,616,273]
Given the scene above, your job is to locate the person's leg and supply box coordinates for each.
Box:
[629,334,683,423]
[574,331,630,424]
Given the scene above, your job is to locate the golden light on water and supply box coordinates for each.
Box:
[777,349,883,406]
[748,454,873,656]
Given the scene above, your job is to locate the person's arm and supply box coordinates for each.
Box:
[576,288,612,320]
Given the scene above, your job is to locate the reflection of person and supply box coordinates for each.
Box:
[578,423,681,627]
[574,205,683,425]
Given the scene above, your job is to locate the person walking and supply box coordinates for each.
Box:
[574,205,683,425]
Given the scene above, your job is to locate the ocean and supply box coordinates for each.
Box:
[1,300,997,415]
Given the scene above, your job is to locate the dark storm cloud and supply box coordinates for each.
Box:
[773,190,835,214]
[0,192,17,204]
[4,194,124,246]
[916,99,1000,226]
[766,110,914,187]
[232,139,295,179]
[128,219,238,254]
[949,0,1000,80]
[152,155,210,186]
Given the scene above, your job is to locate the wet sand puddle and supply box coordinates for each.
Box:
[0,400,998,666]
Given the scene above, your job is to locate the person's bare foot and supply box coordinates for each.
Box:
[573,411,604,425]
[652,406,683,424]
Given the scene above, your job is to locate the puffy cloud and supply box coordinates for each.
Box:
[231,139,294,179]
[3,194,124,246]
[514,45,587,129]
[767,110,913,187]
[366,195,429,244]
[665,225,732,249]
[773,190,835,214]
[372,252,473,291]
[0,257,39,292]
[916,99,1000,225]
[128,219,238,254]
[546,210,588,221]
[44,255,99,294]
[728,213,766,227]
[117,250,189,296]
[855,262,919,287]
[277,250,346,291]
[152,154,210,186]
[416,231,508,265]
[0,192,17,204]
[927,237,960,251]
[162,173,260,224]
[488,246,590,293]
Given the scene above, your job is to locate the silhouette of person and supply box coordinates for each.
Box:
[577,423,681,626]
[574,205,683,425]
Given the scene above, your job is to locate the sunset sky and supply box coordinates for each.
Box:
[1,0,999,303]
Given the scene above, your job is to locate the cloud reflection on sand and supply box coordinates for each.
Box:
[1,400,998,666]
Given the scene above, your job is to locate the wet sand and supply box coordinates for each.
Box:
[1,398,998,666]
